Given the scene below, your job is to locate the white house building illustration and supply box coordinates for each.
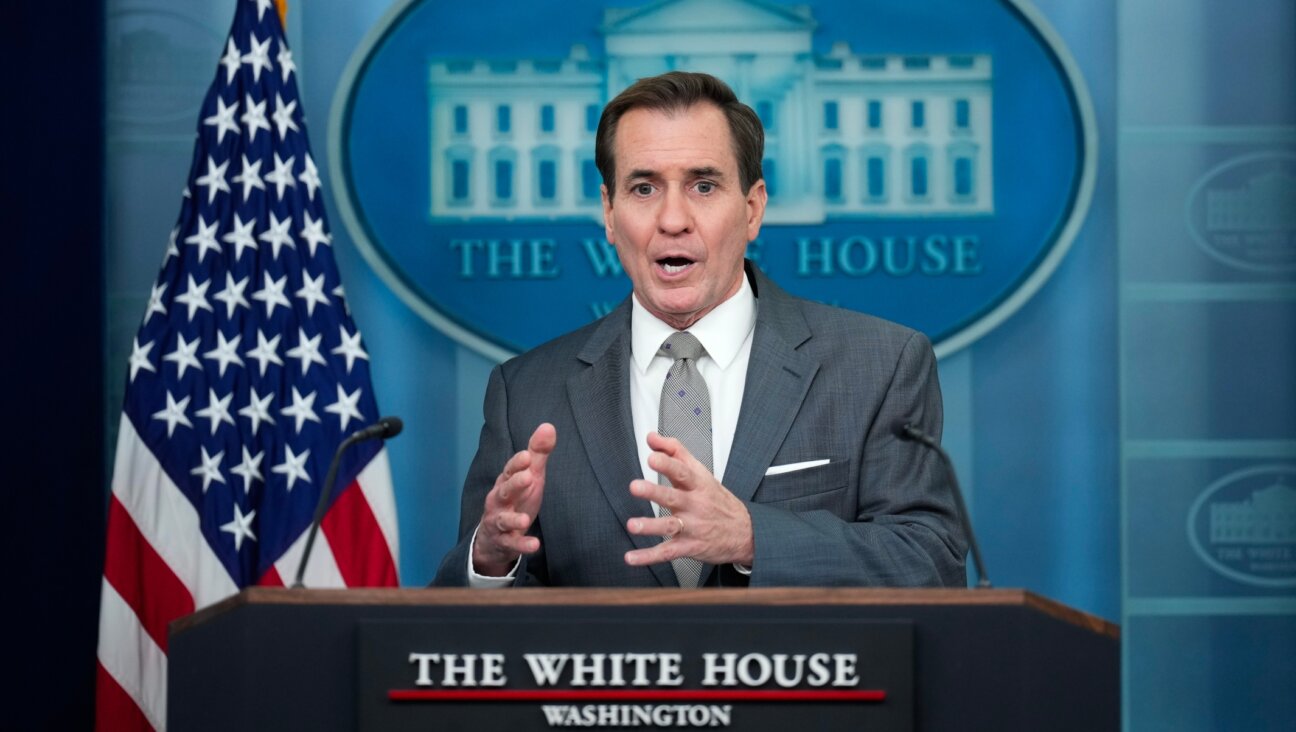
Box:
[1210,482,1296,545]
[427,0,994,223]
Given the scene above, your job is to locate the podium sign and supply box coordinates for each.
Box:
[168,588,1118,731]
[358,617,913,730]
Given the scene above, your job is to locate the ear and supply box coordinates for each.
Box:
[745,179,768,241]
[601,184,615,243]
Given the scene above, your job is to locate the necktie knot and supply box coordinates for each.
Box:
[659,331,706,361]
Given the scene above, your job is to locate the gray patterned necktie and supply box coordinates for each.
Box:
[656,331,710,588]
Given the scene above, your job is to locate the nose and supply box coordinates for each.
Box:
[656,185,692,236]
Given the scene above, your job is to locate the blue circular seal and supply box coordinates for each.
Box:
[330,0,1096,360]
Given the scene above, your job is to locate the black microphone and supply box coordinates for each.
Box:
[892,421,991,588]
[292,416,404,588]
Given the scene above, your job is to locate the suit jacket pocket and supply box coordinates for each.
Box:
[753,460,849,512]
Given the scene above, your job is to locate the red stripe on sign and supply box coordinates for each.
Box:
[102,495,194,652]
[389,689,887,703]
[259,563,284,587]
[95,661,155,732]
[320,481,398,587]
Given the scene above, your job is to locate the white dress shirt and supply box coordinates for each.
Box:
[468,274,757,585]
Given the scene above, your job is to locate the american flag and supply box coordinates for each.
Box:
[95,1,400,729]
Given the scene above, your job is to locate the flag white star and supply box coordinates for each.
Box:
[299,153,321,201]
[219,37,241,84]
[286,327,327,375]
[252,272,291,317]
[299,212,331,256]
[277,40,296,83]
[128,337,156,382]
[238,388,276,435]
[232,154,264,202]
[241,93,270,142]
[281,386,322,434]
[241,33,273,83]
[265,152,297,200]
[195,155,231,204]
[331,326,369,373]
[230,446,264,494]
[152,391,193,437]
[165,227,179,262]
[222,213,258,261]
[203,95,240,144]
[189,446,226,494]
[213,272,251,318]
[258,211,295,259]
[245,329,284,376]
[295,271,330,317]
[272,93,299,139]
[272,444,311,492]
[203,331,244,376]
[220,502,257,551]
[173,274,214,321]
[324,384,364,431]
[163,332,203,378]
[253,0,275,22]
[144,282,167,322]
[194,388,236,435]
[184,216,222,263]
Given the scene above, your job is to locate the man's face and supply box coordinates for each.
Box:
[602,103,767,331]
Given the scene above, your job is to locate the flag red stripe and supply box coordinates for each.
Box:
[259,563,285,587]
[102,495,195,653]
[95,661,155,732]
[321,481,398,587]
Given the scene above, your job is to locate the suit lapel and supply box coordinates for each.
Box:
[568,302,677,587]
[722,266,819,503]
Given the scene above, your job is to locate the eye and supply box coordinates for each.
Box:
[632,183,655,197]
[695,181,715,194]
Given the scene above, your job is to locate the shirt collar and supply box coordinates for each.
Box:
[630,270,756,373]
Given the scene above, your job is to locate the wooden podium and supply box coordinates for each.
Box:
[169,588,1118,731]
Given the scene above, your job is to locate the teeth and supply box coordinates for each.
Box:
[661,262,690,274]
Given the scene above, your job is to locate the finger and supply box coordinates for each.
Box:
[490,510,533,535]
[646,431,689,460]
[493,460,535,504]
[492,531,541,557]
[629,479,682,510]
[498,449,533,486]
[626,515,685,538]
[528,423,557,472]
[646,451,693,489]
[624,540,691,567]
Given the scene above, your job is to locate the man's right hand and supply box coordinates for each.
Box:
[472,423,556,577]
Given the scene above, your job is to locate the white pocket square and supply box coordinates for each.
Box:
[764,459,830,476]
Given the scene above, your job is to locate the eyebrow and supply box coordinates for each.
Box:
[621,166,728,184]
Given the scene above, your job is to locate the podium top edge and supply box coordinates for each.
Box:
[175,587,1119,640]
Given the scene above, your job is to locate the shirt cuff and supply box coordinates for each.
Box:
[467,524,520,588]
[732,562,752,576]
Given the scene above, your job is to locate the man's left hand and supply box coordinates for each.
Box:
[624,432,755,568]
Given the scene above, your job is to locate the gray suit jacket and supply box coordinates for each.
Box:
[433,262,967,587]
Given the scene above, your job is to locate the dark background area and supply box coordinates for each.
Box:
[2,4,106,729]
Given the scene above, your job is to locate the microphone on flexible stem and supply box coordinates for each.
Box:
[292,416,404,588]
[893,421,991,588]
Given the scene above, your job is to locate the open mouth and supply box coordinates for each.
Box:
[657,256,695,274]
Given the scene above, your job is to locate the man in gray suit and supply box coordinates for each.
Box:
[434,72,967,588]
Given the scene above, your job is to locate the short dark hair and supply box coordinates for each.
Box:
[595,71,764,197]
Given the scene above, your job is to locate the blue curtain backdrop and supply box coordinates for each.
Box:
[91,1,1294,729]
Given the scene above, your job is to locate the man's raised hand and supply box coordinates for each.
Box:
[624,432,755,568]
[472,423,556,576]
